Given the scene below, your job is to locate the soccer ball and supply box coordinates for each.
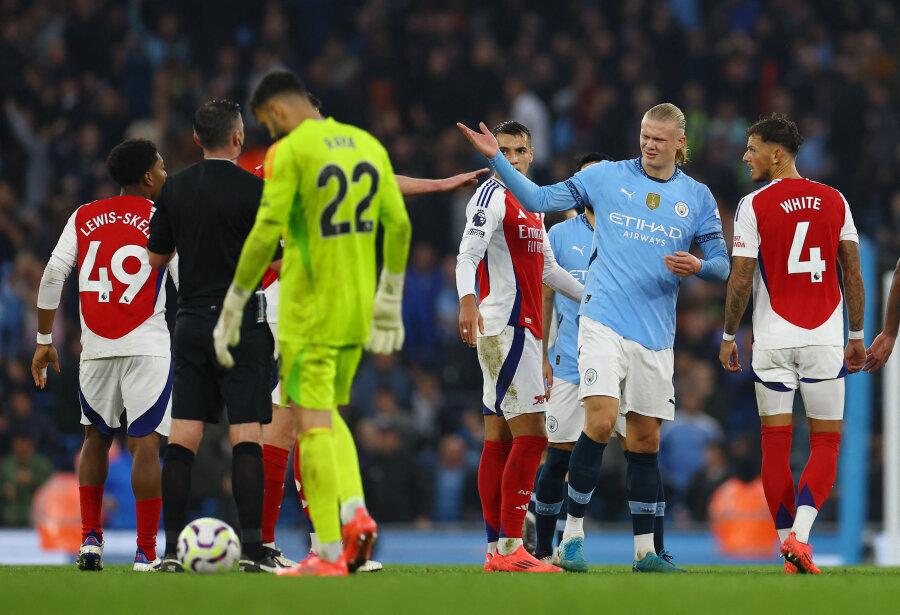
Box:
[177,517,241,573]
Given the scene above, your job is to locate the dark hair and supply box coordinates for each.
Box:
[574,152,613,213]
[106,139,159,187]
[574,152,613,173]
[308,92,322,111]
[491,120,531,145]
[193,99,242,150]
[746,113,804,156]
[250,70,309,114]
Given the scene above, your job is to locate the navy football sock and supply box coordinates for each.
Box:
[534,447,570,557]
[654,465,666,553]
[566,433,607,518]
[626,451,659,537]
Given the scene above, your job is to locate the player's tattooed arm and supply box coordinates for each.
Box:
[724,256,755,334]
[837,240,865,333]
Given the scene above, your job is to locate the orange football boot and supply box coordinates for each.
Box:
[342,508,378,573]
[276,554,348,577]
[781,532,821,575]
[489,545,562,573]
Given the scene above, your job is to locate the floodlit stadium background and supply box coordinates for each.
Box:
[0,0,897,566]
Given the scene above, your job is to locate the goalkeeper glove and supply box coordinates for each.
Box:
[213,284,253,368]
[365,271,405,354]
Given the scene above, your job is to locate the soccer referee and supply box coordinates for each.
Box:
[147,99,275,572]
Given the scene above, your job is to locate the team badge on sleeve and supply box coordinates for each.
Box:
[584,369,598,385]
[674,202,690,217]
[646,193,660,210]
[473,210,486,227]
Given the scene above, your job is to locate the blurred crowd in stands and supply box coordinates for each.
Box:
[0,0,896,530]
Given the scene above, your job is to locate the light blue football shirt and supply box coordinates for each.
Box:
[547,213,593,383]
[490,154,728,351]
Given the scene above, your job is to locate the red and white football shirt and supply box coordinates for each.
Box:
[456,176,551,338]
[47,195,173,359]
[732,178,858,349]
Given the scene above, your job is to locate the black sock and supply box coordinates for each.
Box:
[162,443,195,556]
[626,451,659,538]
[566,432,607,518]
[232,442,264,560]
[534,447,570,557]
[555,495,566,547]
[654,466,666,553]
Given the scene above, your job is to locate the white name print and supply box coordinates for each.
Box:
[780,196,821,213]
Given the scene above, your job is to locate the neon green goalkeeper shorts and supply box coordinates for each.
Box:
[279,341,363,410]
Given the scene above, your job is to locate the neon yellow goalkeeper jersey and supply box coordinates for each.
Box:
[234,117,411,346]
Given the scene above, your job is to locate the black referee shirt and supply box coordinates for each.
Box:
[148,159,263,314]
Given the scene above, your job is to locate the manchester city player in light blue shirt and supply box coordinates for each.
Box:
[460,103,729,573]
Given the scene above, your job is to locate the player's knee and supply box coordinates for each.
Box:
[583,412,615,442]
[627,429,660,453]
[83,426,113,448]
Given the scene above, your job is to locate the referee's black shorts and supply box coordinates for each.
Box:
[172,308,273,425]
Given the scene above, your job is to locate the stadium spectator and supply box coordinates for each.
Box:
[0,428,53,527]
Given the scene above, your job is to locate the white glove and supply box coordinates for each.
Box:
[213,284,252,368]
[365,271,405,354]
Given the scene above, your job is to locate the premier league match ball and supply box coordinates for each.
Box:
[177,517,241,573]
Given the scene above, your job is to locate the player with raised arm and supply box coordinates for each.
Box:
[719,114,866,574]
[459,103,730,573]
[213,70,411,577]
[457,121,583,573]
[31,139,175,572]
[864,257,899,372]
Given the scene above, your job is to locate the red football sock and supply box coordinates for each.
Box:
[761,425,795,530]
[499,435,546,539]
[79,485,104,540]
[798,432,841,509]
[135,497,161,561]
[262,444,290,544]
[478,439,512,542]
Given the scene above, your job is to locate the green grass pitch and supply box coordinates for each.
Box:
[3,564,900,614]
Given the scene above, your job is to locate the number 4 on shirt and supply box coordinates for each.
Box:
[787,221,826,283]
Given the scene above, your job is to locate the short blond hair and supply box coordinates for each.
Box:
[643,103,689,166]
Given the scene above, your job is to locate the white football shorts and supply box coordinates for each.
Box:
[546,378,582,443]
[752,345,846,419]
[79,355,172,437]
[546,380,626,442]
[577,316,675,422]
[478,326,547,417]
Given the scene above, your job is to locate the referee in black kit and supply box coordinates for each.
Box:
[147,99,276,572]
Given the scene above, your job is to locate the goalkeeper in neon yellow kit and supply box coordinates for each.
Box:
[213,70,411,577]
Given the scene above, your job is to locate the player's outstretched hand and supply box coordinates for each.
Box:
[456,122,500,159]
[459,295,484,348]
[366,271,405,355]
[864,330,897,373]
[440,168,491,192]
[31,344,60,389]
[663,251,702,277]
[213,284,252,369]
[719,339,741,372]
[845,338,867,374]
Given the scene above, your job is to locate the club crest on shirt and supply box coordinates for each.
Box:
[646,193,660,210]
[584,369,598,385]
[473,210,486,227]
[674,201,690,217]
